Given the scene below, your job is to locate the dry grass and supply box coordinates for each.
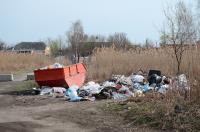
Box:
[87,47,200,81]
[87,46,200,101]
[93,47,200,131]
[106,93,200,131]
[0,52,69,73]
[106,84,200,131]
[0,48,199,131]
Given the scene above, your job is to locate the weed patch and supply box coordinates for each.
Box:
[106,97,200,131]
[15,81,38,92]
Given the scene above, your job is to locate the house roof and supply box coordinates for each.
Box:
[14,42,46,50]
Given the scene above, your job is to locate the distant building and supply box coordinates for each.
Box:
[13,42,47,55]
[14,42,46,50]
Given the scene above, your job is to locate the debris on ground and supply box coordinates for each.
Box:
[82,81,102,94]
[39,87,52,95]
[177,74,190,90]
[66,85,82,102]
[32,67,189,102]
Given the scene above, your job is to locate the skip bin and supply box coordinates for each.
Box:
[34,63,87,88]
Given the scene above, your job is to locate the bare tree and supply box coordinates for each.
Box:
[0,40,6,51]
[144,38,155,49]
[67,20,85,63]
[107,32,130,49]
[47,38,63,57]
[95,35,106,42]
[197,0,200,39]
[161,1,198,74]
[87,35,98,42]
[87,35,106,42]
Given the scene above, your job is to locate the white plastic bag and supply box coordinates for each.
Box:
[132,75,145,83]
[82,81,101,94]
[66,85,82,102]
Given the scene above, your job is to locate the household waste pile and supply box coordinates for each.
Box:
[38,63,64,70]
[34,70,189,102]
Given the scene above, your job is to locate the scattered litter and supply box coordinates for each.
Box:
[94,87,115,99]
[66,85,82,102]
[78,89,90,98]
[148,74,162,85]
[51,63,64,68]
[118,85,129,92]
[102,81,116,88]
[112,92,130,101]
[178,74,189,90]
[132,75,145,83]
[51,87,66,98]
[135,90,143,97]
[115,84,123,90]
[82,81,102,94]
[32,87,41,95]
[39,63,64,70]
[33,69,189,102]
[53,87,66,94]
[40,87,52,95]
[111,75,133,86]
[157,84,169,94]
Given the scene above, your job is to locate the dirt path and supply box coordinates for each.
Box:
[0,81,151,132]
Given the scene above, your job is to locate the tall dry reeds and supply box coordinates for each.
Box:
[0,52,69,73]
[87,47,200,103]
[87,47,199,81]
[87,47,200,131]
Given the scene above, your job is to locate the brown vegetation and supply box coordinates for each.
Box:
[94,47,200,131]
[107,91,200,131]
[0,47,199,131]
[87,47,200,82]
[0,52,69,74]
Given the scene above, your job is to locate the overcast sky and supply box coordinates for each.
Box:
[0,0,194,45]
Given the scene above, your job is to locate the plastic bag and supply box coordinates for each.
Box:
[132,75,145,83]
[102,81,116,88]
[40,87,52,95]
[158,84,169,94]
[66,85,82,102]
[82,81,102,94]
[53,87,66,94]
[112,92,129,101]
[178,74,189,90]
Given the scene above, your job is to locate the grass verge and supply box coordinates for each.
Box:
[15,80,38,92]
[105,94,200,131]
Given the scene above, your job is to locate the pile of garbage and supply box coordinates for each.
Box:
[33,70,189,102]
[39,63,64,70]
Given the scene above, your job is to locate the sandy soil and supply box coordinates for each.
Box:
[0,81,153,132]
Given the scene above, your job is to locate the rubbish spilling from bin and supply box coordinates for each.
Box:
[34,63,87,87]
[33,65,190,102]
[39,63,64,70]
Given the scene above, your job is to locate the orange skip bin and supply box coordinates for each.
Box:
[34,63,87,88]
